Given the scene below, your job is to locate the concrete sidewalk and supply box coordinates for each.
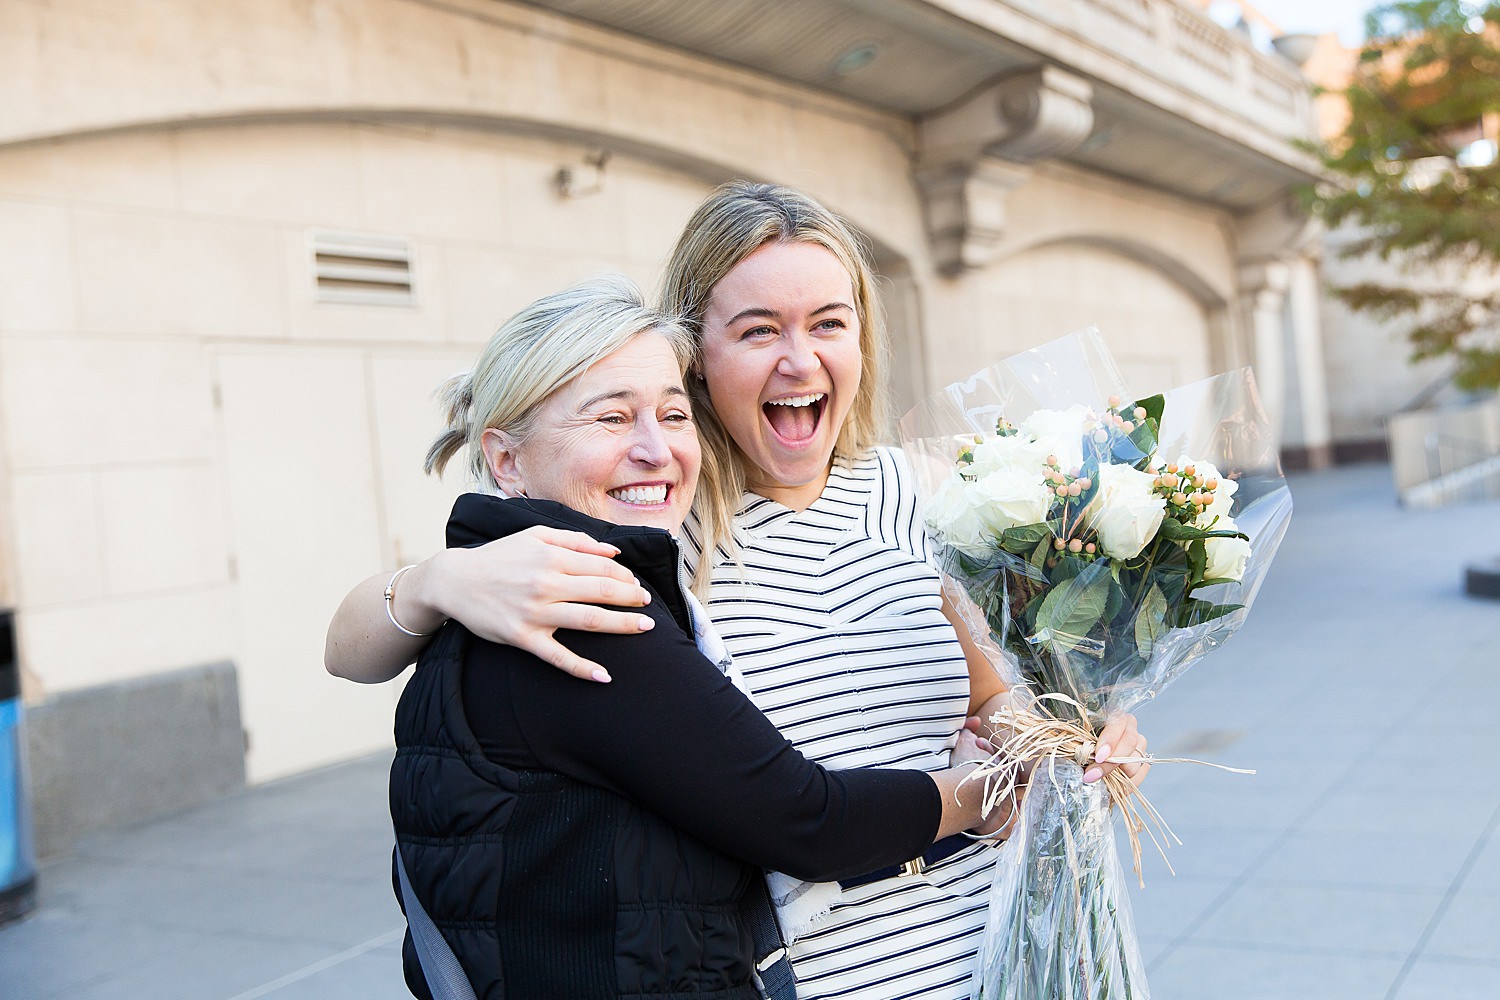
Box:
[1,462,1497,999]
[1122,464,1500,998]
[0,752,405,1000]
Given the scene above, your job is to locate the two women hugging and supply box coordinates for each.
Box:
[324,181,1150,1000]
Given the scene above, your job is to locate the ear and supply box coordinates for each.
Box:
[480,428,526,497]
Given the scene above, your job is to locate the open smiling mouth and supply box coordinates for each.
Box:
[607,484,670,506]
[764,393,827,444]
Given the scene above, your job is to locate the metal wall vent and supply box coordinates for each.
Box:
[310,231,414,306]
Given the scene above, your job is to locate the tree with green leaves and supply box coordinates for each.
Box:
[1311,0,1500,392]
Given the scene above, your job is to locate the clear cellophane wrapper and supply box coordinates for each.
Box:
[898,329,1292,1000]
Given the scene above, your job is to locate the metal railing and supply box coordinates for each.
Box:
[1388,398,1500,507]
[1408,432,1500,506]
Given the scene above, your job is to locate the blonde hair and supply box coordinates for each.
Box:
[426,275,695,494]
[661,181,889,580]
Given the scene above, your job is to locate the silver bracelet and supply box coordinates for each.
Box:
[384,564,437,637]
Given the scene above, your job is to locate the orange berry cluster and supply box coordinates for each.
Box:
[1044,454,1097,555]
[1052,535,1098,555]
[1151,461,1220,522]
[1104,395,1148,434]
[1043,453,1091,499]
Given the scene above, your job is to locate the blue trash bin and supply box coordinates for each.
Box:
[0,609,36,925]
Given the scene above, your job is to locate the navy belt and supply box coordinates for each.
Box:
[838,835,972,891]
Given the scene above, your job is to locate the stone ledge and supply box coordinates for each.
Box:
[25,662,245,859]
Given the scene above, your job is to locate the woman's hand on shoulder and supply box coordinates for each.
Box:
[429,526,658,682]
[323,526,656,685]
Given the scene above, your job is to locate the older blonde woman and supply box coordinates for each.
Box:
[338,185,1148,1000]
[389,275,1000,1000]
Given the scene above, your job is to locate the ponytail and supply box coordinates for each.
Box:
[423,371,477,480]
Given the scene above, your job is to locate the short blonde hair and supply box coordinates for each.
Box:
[427,275,695,493]
[661,182,889,573]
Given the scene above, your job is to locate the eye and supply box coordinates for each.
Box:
[814,317,848,333]
[662,409,693,424]
[597,413,630,426]
[740,324,776,341]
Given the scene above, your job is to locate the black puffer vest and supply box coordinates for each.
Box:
[390,496,762,1000]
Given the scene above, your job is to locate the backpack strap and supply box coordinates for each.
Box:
[395,847,480,1000]
[746,874,798,1000]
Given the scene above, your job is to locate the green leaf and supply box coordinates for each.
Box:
[1051,552,1087,583]
[1103,577,1125,624]
[1154,519,1194,541]
[1032,566,1111,650]
[999,523,1052,554]
[1019,590,1046,633]
[1146,543,1190,574]
[1188,538,1207,588]
[1132,393,1164,426]
[1178,600,1245,628]
[1158,571,1188,608]
[1157,519,1248,544]
[1133,584,1169,659]
[1028,537,1051,573]
[1126,421,1159,470]
[954,551,985,577]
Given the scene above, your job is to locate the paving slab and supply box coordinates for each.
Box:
[0,753,409,1000]
[1147,942,1408,999]
[1390,957,1500,1000]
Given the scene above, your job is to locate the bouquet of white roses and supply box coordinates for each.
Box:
[899,330,1292,1000]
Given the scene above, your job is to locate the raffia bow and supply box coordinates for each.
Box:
[960,690,1253,887]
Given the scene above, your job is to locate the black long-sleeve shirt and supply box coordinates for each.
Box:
[454,494,941,882]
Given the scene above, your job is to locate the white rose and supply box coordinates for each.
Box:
[923,473,990,554]
[1085,462,1166,560]
[971,468,1054,534]
[968,433,1050,479]
[1019,405,1091,472]
[1203,517,1251,582]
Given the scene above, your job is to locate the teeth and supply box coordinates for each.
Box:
[767,393,825,408]
[608,485,668,505]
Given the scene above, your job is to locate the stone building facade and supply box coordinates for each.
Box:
[0,0,1329,852]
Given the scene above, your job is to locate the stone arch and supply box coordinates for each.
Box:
[5,107,766,191]
[1029,235,1229,312]
[981,234,1232,393]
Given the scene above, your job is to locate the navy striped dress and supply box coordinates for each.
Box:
[682,447,1000,1000]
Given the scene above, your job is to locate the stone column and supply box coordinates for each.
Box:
[1238,260,1291,445]
[1286,255,1334,467]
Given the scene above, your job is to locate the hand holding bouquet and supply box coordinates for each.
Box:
[900,330,1292,1000]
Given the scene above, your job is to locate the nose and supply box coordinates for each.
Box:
[629,415,672,468]
[776,329,819,379]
